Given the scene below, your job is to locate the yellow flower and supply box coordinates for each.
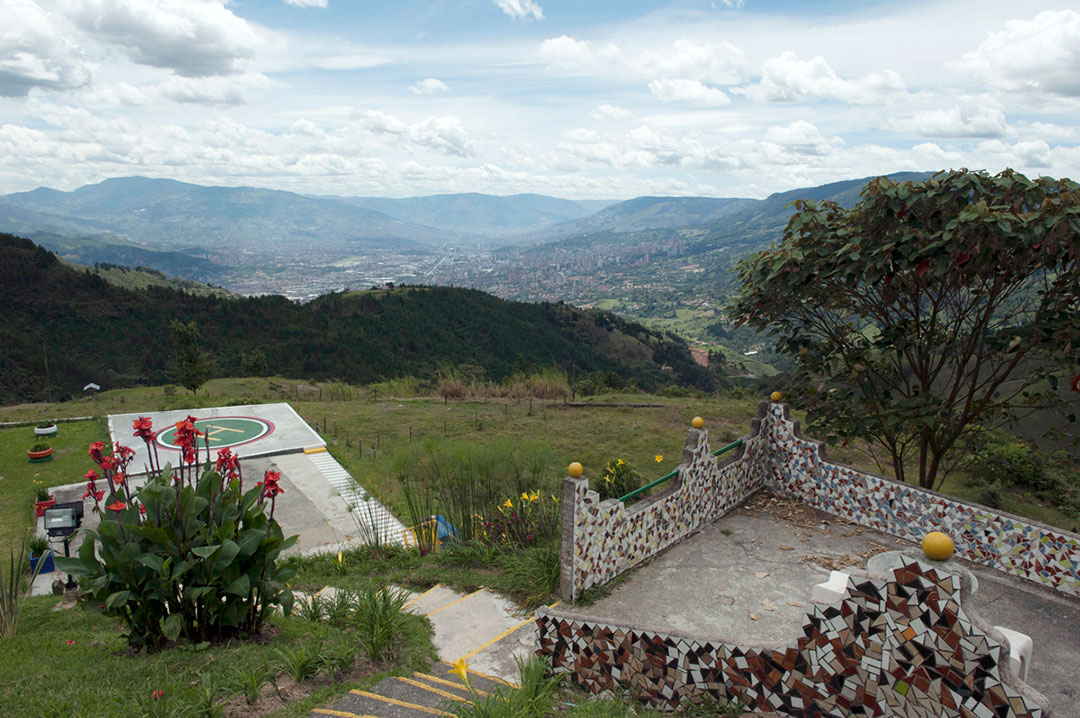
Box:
[654,454,663,463]
[551,495,559,503]
[521,491,529,501]
[528,491,540,502]
[449,657,471,690]
[617,459,625,466]
[336,550,344,565]
[503,498,513,509]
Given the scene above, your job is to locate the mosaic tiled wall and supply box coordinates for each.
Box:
[764,403,1080,599]
[559,406,772,601]
[538,559,1048,717]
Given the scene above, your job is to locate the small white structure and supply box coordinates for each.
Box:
[83,382,100,392]
[993,625,1033,682]
[811,570,850,604]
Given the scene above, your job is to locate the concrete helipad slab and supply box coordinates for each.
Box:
[108,403,324,474]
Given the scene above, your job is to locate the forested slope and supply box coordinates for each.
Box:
[0,235,710,402]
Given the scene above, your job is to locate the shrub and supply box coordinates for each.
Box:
[1,534,46,637]
[351,583,411,663]
[593,459,643,502]
[56,416,297,648]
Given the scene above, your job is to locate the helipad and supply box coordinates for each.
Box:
[108,403,324,473]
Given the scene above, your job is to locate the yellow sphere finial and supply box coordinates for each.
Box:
[922,531,954,561]
[568,461,584,478]
[691,416,705,429]
[770,391,783,402]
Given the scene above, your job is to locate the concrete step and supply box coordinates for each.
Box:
[426,589,525,663]
[403,584,464,616]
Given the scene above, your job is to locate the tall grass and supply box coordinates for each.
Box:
[1,535,44,638]
[394,437,560,550]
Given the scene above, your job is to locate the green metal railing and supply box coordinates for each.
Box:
[618,438,744,503]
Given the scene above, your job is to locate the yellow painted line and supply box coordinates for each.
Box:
[304,446,328,454]
[402,583,442,610]
[456,599,562,664]
[443,663,518,689]
[412,672,488,697]
[425,588,485,617]
[312,710,379,718]
[394,676,471,703]
[348,690,453,716]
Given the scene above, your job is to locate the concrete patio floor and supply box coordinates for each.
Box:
[561,490,1080,717]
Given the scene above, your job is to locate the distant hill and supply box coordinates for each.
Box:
[332,193,616,238]
[522,196,756,243]
[27,231,224,281]
[0,234,712,403]
[0,177,459,251]
[68,260,232,298]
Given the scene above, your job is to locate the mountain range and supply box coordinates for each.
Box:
[0,172,934,283]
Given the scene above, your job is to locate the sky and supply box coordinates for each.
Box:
[1,0,1078,199]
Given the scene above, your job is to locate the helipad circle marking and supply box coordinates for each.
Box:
[154,416,275,452]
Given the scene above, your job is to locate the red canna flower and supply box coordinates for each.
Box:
[114,444,135,462]
[88,441,105,464]
[215,448,240,480]
[105,499,127,512]
[151,689,163,700]
[132,416,155,441]
[83,469,99,481]
[82,484,105,502]
[258,469,283,498]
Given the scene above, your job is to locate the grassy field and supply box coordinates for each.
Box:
[2,376,1075,531]
[0,594,433,718]
[0,419,110,559]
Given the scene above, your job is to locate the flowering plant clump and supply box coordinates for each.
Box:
[478,490,559,548]
[56,416,297,648]
[594,458,644,502]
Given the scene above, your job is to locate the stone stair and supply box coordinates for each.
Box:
[310,663,511,718]
[310,583,555,718]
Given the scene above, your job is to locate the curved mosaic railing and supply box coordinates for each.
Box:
[558,405,773,602]
[538,559,1049,717]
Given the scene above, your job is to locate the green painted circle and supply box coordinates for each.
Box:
[155,417,272,451]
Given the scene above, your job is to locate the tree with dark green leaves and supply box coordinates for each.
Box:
[729,169,1080,489]
[169,319,212,395]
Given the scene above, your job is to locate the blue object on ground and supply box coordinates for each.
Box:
[435,515,459,542]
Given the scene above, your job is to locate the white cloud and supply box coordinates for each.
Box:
[648,78,729,106]
[60,0,267,77]
[284,0,327,7]
[493,0,543,22]
[157,72,273,105]
[539,36,745,85]
[354,110,476,158]
[961,10,1080,97]
[763,121,841,155]
[889,97,1008,138]
[590,104,632,120]
[538,35,594,70]
[742,51,906,104]
[0,0,91,96]
[410,77,448,94]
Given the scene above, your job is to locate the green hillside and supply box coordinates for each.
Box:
[0,234,712,403]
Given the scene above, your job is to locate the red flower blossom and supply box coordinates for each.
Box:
[114,444,135,462]
[151,689,163,701]
[173,416,203,464]
[257,469,284,499]
[98,456,117,473]
[88,441,105,464]
[82,483,105,502]
[105,499,127,512]
[132,416,155,441]
[83,469,99,482]
[1071,374,1080,393]
[916,259,930,277]
[215,448,240,480]
[65,640,75,646]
